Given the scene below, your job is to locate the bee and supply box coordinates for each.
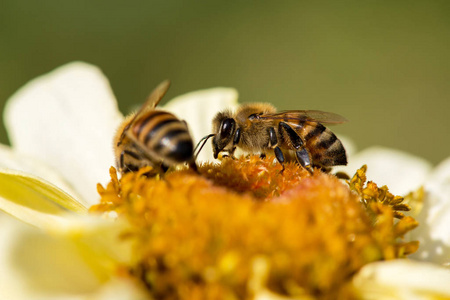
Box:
[114,80,197,175]
[199,103,347,173]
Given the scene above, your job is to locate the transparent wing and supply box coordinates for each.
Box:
[259,110,348,124]
[127,80,171,127]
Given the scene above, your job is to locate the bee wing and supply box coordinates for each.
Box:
[127,80,171,127]
[259,110,348,124]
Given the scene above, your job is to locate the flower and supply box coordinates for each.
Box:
[0,62,449,299]
[90,159,422,300]
[335,146,450,267]
[2,62,238,206]
[410,156,450,266]
[353,260,450,299]
[0,62,237,299]
[334,146,432,197]
[334,146,450,298]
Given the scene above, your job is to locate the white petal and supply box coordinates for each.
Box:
[411,157,450,265]
[0,214,139,300]
[31,279,148,300]
[163,87,239,162]
[0,170,87,229]
[353,260,450,299]
[48,215,133,266]
[255,290,311,300]
[77,278,148,300]
[0,215,104,299]
[337,146,432,196]
[0,144,80,200]
[4,62,124,205]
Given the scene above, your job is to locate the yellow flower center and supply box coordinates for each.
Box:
[91,156,419,300]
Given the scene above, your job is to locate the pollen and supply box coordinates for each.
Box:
[91,156,420,300]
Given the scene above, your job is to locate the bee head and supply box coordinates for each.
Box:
[212,110,236,159]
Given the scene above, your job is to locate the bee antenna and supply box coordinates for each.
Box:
[194,133,216,159]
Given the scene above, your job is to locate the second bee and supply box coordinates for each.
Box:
[114,80,196,175]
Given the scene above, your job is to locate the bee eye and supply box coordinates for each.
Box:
[220,118,235,138]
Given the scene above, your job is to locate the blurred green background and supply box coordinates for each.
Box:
[1,1,449,164]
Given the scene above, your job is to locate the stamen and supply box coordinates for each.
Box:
[92,157,421,300]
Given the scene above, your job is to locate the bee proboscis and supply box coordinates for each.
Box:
[114,80,196,175]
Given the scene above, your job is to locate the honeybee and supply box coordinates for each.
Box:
[200,103,347,173]
[114,80,196,174]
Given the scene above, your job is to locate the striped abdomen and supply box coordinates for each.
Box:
[131,110,194,165]
[294,121,347,168]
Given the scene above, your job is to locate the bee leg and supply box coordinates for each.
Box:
[158,169,173,189]
[189,160,199,173]
[226,146,237,159]
[233,128,241,145]
[140,163,165,177]
[119,150,140,173]
[230,147,236,159]
[260,153,266,159]
[160,164,169,173]
[278,122,304,149]
[268,127,285,172]
[334,171,350,180]
[278,122,313,174]
[268,127,278,148]
[119,150,125,173]
[155,164,174,188]
[274,146,285,173]
[296,148,314,175]
[221,128,241,160]
[319,166,331,173]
